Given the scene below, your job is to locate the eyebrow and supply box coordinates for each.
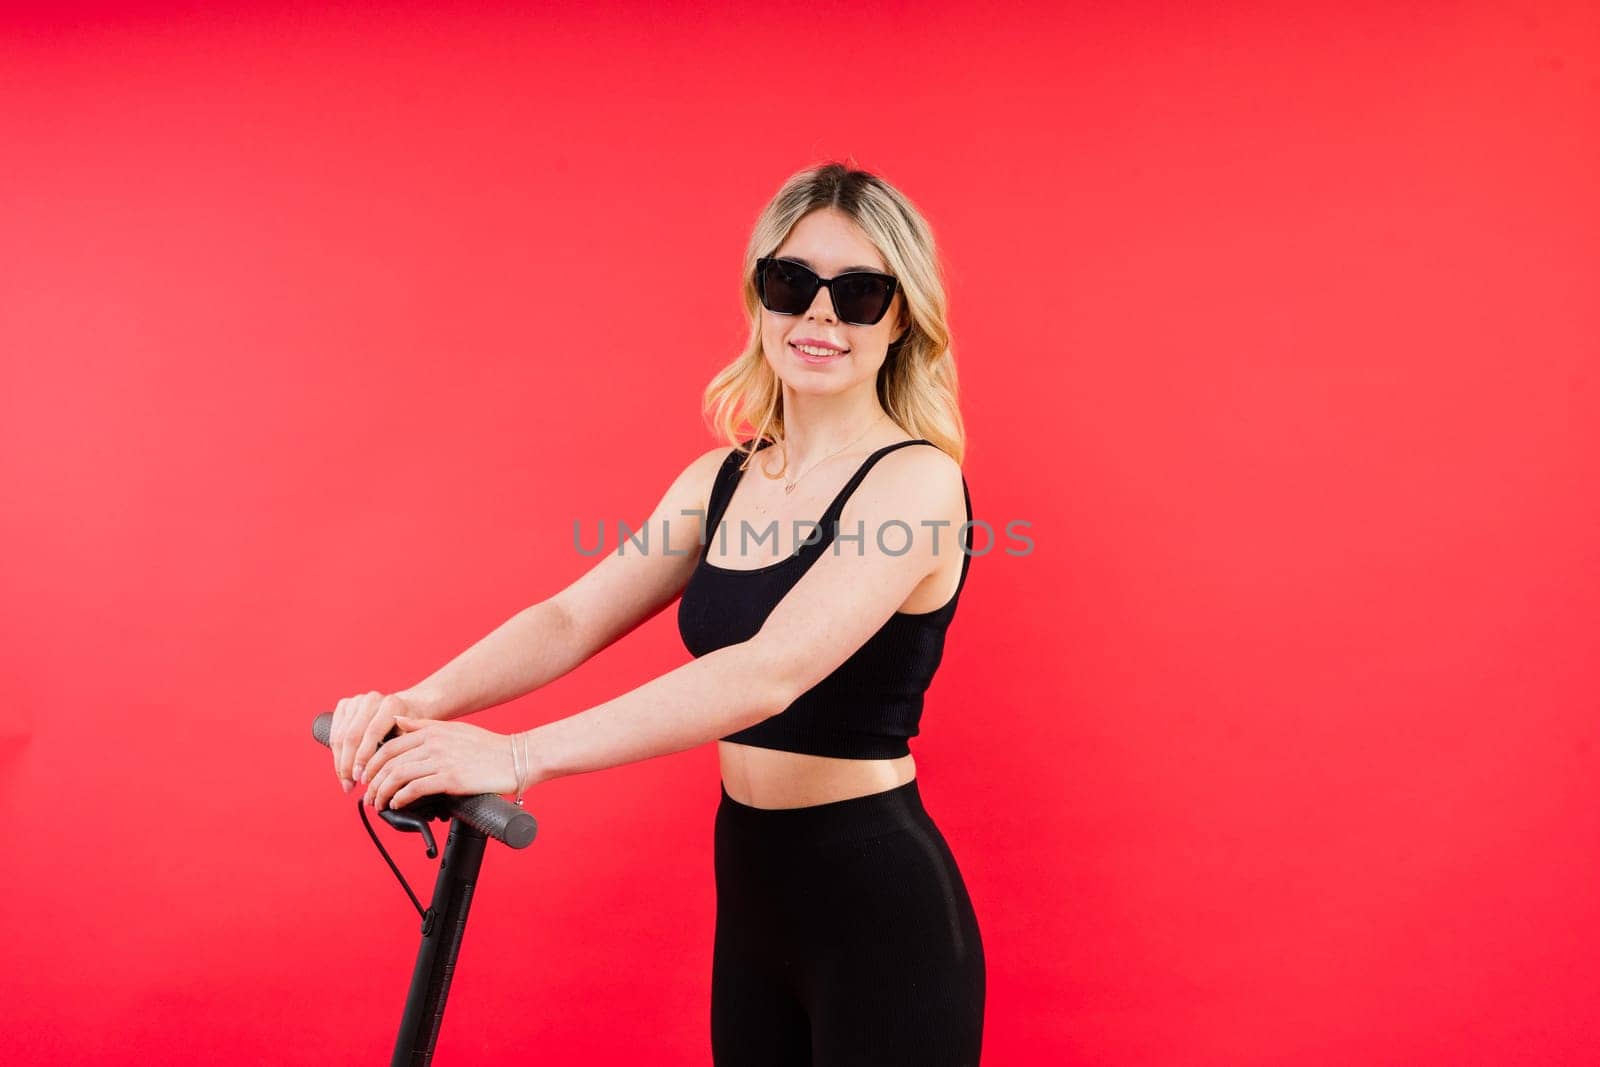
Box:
[779,255,886,275]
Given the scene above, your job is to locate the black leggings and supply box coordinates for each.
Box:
[711,777,986,1066]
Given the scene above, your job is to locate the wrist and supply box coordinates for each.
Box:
[396,684,453,722]
[518,725,555,789]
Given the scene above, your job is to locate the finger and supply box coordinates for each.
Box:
[357,693,417,782]
[389,772,445,811]
[365,743,422,806]
[360,727,424,787]
[371,752,432,811]
[329,698,343,779]
[334,694,368,783]
[350,713,384,780]
[347,694,384,783]
[331,697,354,792]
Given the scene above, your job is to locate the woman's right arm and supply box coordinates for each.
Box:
[329,443,733,791]
[394,598,589,722]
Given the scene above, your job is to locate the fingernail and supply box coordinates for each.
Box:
[341,779,351,794]
[353,765,365,783]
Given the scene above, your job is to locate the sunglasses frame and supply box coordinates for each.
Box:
[754,256,900,327]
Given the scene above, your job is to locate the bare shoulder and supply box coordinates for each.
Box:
[897,439,963,487]
[858,439,963,500]
[670,441,756,532]
[682,441,743,501]
[838,440,966,542]
[685,441,737,481]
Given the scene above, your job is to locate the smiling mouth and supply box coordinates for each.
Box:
[790,342,848,359]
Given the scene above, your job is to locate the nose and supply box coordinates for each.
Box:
[803,283,838,323]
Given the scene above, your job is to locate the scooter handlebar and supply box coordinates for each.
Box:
[311,712,538,849]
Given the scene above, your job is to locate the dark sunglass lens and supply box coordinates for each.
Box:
[834,274,892,325]
[759,259,818,314]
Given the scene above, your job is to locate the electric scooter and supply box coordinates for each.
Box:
[311,712,538,1066]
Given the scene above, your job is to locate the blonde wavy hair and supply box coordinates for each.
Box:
[702,160,967,473]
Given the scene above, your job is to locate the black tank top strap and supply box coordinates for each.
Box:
[817,438,937,528]
[703,439,773,560]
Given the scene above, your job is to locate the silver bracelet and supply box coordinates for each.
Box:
[509,733,524,807]
[517,732,531,806]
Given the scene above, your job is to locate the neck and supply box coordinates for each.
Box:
[777,386,890,467]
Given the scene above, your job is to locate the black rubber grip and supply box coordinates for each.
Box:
[311,712,538,849]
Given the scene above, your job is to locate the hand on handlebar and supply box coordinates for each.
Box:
[358,716,524,812]
[329,690,418,793]
[312,709,539,849]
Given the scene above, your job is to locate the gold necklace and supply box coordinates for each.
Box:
[778,413,887,494]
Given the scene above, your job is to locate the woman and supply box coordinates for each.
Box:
[330,161,985,1065]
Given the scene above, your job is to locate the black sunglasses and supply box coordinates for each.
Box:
[754,257,899,327]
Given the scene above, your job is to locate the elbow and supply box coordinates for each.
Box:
[730,633,805,728]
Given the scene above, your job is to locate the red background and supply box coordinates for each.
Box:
[3,2,1597,1064]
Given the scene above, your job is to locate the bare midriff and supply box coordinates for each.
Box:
[718,743,916,809]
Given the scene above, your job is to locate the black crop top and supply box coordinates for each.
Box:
[676,437,973,759]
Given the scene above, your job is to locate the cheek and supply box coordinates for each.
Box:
[763,319,794,360]
[761,336,787,373]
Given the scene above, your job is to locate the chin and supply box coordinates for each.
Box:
[777,373,851,396]
[769,346,873,381]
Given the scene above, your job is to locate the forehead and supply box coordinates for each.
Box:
[773,209,887,274]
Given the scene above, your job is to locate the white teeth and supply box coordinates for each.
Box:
[795,343,843,357]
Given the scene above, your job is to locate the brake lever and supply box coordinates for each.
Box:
[380,807,439,857]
